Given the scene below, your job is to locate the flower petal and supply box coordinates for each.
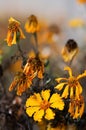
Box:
[77,70,86,80]
[49,93,64,110]
[33,109,44,122]
[26,106,40,117]
[64,66,73,77]
[55,82,67,91]
[26,93,42,107]
[55,78,67,83]
[41,90,50,101]
[45,108,55,120]
[70,87,74,98]
[62,85,69,98]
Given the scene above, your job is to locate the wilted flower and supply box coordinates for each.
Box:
[55,66,86,99]
[6,17,25,46]
[26,89,64,122]
[61,39,78,62]
[25,15,39,33]
[68,95,85,119]
[69,18,85,27]
[24,54,44,79]
[77,0,86,4]
[9,71,36,96]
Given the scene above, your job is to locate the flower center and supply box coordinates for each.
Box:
[68,77,78,87]
[8,22,19,32]
[40,100,50,110]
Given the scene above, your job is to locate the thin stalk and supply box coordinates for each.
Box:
[33,32,39,55]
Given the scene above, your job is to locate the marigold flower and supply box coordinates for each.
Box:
[55,66,86,99]
[68,95,85,119]
[6,17,25,46]
[61,39,78,62]
[26,90,64,122]
[69,18,85,28]
[25,15,39,33]
[77,0,86,4]
[24,54,44,79]
[9,71,36,96]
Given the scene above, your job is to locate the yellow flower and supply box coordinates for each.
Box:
[26,90,64,122]
[69,18,85,28]
[25,15,39,33]
[24,54,44,79]
[9,71,35,96]
[77,0,86,4]
[61,39,78,62]
[6,17,25,46]
[55,66,86,99]
[68,95,85,119]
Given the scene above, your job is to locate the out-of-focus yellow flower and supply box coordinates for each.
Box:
[26,89,64,122]
[69,18,85,28]
[68,95,85,119]
[61,39,78,62]
[24,54,44,79]
[25,15,39,33]
[55,66,86,99]
[6,17,25,46]
[77,0,86,4]
[9,71,36,96]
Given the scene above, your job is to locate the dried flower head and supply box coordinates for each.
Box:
[25,15,39,33]
[55,66,86,99]
[9,71,35,96]
[61,39,78,62]
[26,89,64,122]
[24,54,44,79]
[68,95,85,119]
[6,17,25,46]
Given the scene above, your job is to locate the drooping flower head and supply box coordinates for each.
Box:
[26,89,64,122]
[68,95,85,119]
[55,66,86,99]
[6,17,25,46]
[61,39,78,62]
[25,15,40,33]
[9,71,36,96]
[24,54,44,79]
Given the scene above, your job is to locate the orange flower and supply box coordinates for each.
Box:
[9,71,35,96]
[24,55,44,79]
[6,17,25,46]
[25,15,39,33]
[68,95,85,119]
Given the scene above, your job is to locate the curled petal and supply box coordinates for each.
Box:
[55,78,68,83]
[55,82,67,91]
[64,66,73,77]
[61,85,69,98]
[77,70,86,80]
